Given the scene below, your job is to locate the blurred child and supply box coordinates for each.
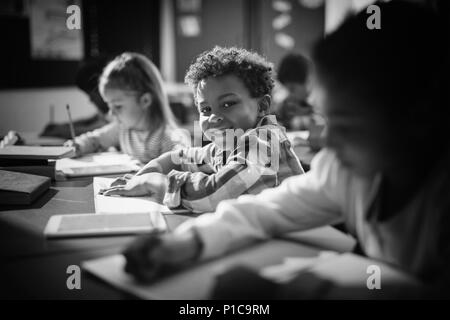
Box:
[275,52,323,131]
[102,46,304,213]
[65,52,187,164]
[120,1,450,298]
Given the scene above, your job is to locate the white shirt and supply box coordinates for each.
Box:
[178,148,450,283]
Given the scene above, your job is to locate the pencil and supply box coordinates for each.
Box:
[50,104,54,124]
[66,104,76,141]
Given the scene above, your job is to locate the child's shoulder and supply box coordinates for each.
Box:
[242,114,288,144]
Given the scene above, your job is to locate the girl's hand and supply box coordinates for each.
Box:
[63,140,82,157]
[123,230,202,282]
[102,172,167,201]
[0,131,20,148]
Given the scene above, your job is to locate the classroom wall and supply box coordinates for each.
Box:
[171,0,325,82]
[173,0,247,82]
[260,0,325,64]
[0,87,96,136]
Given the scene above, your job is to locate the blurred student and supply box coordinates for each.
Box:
[275,52,322,131]
[41,56,111,139]
[101,46,304,213]
[65,52,187,164]
[120,1,450,298]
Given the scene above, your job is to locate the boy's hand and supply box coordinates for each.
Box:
[109,173,134,187]
[123,230,202,282]
[102,172,167,201]
[98,174,134,195]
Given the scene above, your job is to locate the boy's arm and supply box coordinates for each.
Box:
[72,122,120,155]
[135,145,208,176]
[176,149,346,259]
[135,151,182,175]
[104,145,212,195]
[165,162,268,213]
[164,132,302,213]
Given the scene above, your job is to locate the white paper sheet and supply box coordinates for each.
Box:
[82,240,321,300]
[83,251,419,300]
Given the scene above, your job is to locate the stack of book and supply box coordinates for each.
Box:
[0,170,51,205]
[0,146,75,180]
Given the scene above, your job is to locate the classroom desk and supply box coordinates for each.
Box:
[0,175,354,299]
[0,176,194,299]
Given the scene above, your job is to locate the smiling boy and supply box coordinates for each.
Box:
[103,47,304,213]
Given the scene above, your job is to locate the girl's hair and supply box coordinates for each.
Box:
[99,52,178,131]
[185,46,274,100]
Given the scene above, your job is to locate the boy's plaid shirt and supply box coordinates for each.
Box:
[163,115,304,213]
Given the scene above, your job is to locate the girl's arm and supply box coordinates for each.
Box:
[70,122,120,156]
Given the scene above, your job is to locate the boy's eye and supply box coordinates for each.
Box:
[222,101,236,109]
[200,106,211,114]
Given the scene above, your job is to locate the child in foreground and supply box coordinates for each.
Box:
[102,46,304,213]
[65,52,187,164]
[121,1,450,298]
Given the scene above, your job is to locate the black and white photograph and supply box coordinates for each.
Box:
[0,0,449,307]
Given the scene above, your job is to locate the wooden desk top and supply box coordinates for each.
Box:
[0,176,195,299]
[0,175,353,299]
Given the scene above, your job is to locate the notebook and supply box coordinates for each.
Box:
[44,212,167,238]
[0,146,75,160]
[83,248,420,299]
[82,240,318,300]
[0,170,51,205]
[56,152,140,178]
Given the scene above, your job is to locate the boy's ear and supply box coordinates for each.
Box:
[258,95,271,116]
[140,93,153,110]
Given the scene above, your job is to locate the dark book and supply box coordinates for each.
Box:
[0,164,56,180]
[0,147,66,180]
[0,159,56,180]
[0,170,51,205]
[0,158,48,166]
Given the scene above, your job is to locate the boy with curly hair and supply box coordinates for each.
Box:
[102,46,304,213]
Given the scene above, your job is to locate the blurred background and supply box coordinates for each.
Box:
[0,0,447,137]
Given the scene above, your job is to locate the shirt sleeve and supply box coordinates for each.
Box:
[178,144,217,174]
[74,122,120,155]
[165,132,288,213]
[176,148,346,259]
